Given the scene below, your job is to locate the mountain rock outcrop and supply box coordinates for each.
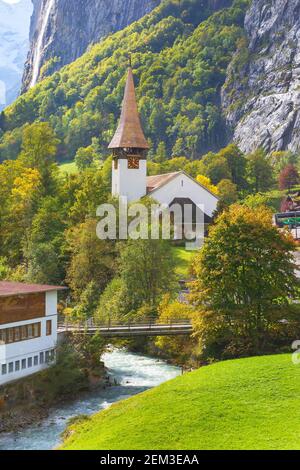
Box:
[222,0,300,154]
[22,0,161,91]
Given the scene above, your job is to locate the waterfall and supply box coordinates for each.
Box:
[29,0,55,88]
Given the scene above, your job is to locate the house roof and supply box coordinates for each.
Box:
[108,68,149,150]
[0,281,67,298]
[147,172,181,193]
[147,170,219,199]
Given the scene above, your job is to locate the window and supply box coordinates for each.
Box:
[46,320,52,336]
[8,362,13,373]
[8,329,14,343]
[40,352,44,364]
[34,356,38,366]
[0,323,41,345]
[21,325,27,340]
[45,351,50,363]
[27,324,33,339]
[21,359,26,370]
[33,323,40,338]
[28,357,32,368]
[1,364,7,375]
[15,361,20,372]
[0,329,6,345]
[14,327,20,342]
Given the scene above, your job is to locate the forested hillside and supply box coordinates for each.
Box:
[0,0,248,162]
[23,0,162,90]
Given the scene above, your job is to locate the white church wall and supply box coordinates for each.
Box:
[112,159,147,202]
[150,173,218,217]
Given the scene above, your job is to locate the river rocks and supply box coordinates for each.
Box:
[222,0,300,154]
[0,359,107,435]
[0,407,48,433]
[22,0,161,90]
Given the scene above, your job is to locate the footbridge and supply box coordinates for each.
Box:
[58,318,193,337]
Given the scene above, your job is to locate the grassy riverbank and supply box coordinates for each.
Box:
[61,354,300,450]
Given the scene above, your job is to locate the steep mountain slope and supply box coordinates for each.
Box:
[22,0,162,90]
[0,0,245,162]
[0,0,32,110]
[222,0,300,154]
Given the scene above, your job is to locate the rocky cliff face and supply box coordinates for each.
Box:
[222,0,300,154]
[22,0,161,91]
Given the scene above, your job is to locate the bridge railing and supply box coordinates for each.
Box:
[58,317,192,332]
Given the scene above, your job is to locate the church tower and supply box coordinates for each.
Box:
[109,67,149,202]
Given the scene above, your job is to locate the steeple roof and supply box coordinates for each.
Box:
[108,68,149,150]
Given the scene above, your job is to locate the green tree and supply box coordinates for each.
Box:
[172,137,185,157]
[0,161,41,265]
[246,149,274,193]
[18,122,60,194]
[118,239,177,316]
[96,277,129,323]
[72,281,101,320]
[71,332,106,375]
[216,178,238,211]
[155,141,168,163]
[0,257,10,280]
[75,146,97,171]
[217,144,247,189]
[26,243,62,284]
[190,204,299,359]
[242,193,277,212]
[66,219,117,301]
[269,150,298,174]
[25,196,66,283]
[68,168,108,225]
[199,153,231,185]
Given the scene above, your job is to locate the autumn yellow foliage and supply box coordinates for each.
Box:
[155,294,196,362]
[196,174,219,195]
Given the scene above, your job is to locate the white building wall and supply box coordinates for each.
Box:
[0,291,58,386]
[46,290,57,317]
[150,173,218,217]
[112,159,147,202]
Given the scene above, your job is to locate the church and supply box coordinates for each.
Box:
[108,67,218,227]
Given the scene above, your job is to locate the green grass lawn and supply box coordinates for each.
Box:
[173,246,195,279]
[59,161,78,175]
[61,354,300,450]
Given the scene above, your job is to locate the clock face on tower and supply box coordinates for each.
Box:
[128,156,140,169]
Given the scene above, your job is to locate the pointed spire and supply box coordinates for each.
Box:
[108,67,149,150]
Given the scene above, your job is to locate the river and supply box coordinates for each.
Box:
[0,349,180,450]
